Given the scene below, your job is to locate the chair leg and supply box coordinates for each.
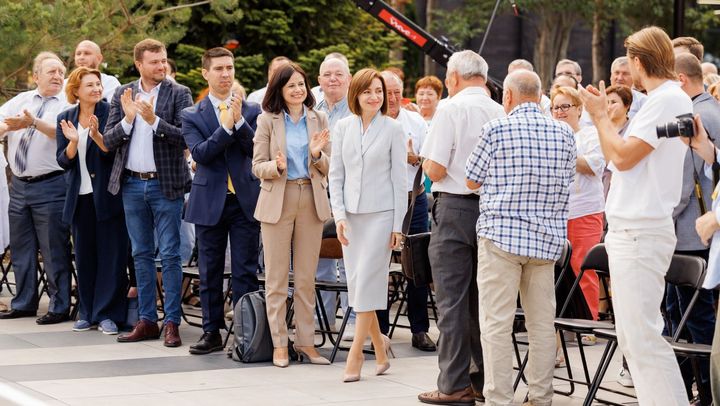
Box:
[553,330,576,396]
[388,294,406,339]
[583,340,617,406]
[223,319,234,349]
[330,306,353,364]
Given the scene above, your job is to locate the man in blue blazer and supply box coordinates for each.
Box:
[182,47,262,354]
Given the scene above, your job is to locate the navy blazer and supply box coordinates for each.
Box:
[56,101,124,224]
[104,79,193,200]
[181,97,262,226]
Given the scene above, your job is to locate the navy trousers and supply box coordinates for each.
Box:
[9,174,72,314]
[195,194,260,333]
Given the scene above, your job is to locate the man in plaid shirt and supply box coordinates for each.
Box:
[465,70,576,406]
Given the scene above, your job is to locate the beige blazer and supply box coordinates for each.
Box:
[252,109,331,224]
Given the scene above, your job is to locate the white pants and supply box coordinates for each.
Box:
[605,226,686,406]
[477,238,556,406]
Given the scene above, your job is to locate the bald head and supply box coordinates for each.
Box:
[702,62,718,77]
[74,40,103,70]
[503,70,542,113]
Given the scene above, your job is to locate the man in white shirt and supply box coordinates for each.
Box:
[579,26,692,405]
[0,52,73,324]
[70,40,121,102]
[417,50,505,406]
[377,70,436,352]
[246,56,291,107]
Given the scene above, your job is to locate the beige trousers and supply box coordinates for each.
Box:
[477,237,556,406]
[261,183,323,348]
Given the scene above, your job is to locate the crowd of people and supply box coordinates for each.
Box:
[0,24,720,406]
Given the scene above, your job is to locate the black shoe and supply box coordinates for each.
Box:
[189,331,223,355]
[0,309,37,319]
[412,332,437,352]
[36,312,70,325]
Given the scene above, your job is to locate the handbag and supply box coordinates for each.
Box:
[400,166,433,287]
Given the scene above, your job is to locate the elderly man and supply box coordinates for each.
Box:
[417,50,505,406]
[376,69,435,352]
[71,40,121,101]
[555,58,583,86]
[610,56,647,119]
[0,52,72,324]
[466,69,576,406]
[314,56,353,331]
[669,52,720,403]
[507,59,551,115]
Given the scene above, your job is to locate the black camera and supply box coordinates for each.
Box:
[656,113,695,138]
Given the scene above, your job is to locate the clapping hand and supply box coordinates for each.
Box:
[60,120,79,143]
[88,115,100,139]
[578,81,609,123]
[4,110,35,131]
[134,95,156,125]
[120,88,138,124]
[276,151,287,172]
[230,95,243,124]
[309,128,330,158]
[403,102,421,114]
[696,211,720,246]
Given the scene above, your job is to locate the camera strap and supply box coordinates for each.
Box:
[691,149,708,215]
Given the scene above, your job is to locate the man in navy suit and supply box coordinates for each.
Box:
[182,47,262,354]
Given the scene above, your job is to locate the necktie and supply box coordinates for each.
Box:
[219,102,235,194]
[15,96,49,174]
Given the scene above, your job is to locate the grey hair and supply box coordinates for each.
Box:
[556,58,582,76]
[32,51,64,74]
[611,56,629,72]
[447,50,488,81]
[380,70,403,87]
[508,59,534,73]
[320,57,350,76]
[504,70,542,99]
[323,52,349,66]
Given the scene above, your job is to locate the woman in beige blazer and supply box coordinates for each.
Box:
[252,62,331,368]
[329,69,407,382]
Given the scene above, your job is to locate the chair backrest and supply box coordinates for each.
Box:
[580,243,609,277]
[665,254,706,289]
[555,239,572,275]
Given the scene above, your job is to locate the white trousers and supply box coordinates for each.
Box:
[605,226,686,406]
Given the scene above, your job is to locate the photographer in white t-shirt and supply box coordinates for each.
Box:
[579,26,693,406]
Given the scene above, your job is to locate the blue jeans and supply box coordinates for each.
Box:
[122,177,183,325]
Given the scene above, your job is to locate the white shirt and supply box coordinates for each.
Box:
[247,85,267,107]
[628,88,648,120]
[0,90,68,177]
[77,124,93,195]
[101,73,121,102]
[420,86,505,195]
[605,80,693,230]
[122,80,160,172]
[394,109,428,191]
[568,126,605,219]
[540,94,552,116]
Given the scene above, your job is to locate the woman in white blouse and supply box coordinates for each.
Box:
[551,86,605,322]
[329,68,407,382]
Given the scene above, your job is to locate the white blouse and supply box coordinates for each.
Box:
[568,126,605,219]
[77,125,93,195]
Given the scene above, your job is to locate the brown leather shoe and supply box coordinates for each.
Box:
[417,387,475,405]
[164,321,182,347]
[117,319,160,342]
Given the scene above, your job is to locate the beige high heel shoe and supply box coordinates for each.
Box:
[273,347,289,368]
[294,346,330,365]
[343,354,364,382]
[376,334,394,375]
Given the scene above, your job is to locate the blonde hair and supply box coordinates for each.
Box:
[550,86,583,108]
[625,27,676,81]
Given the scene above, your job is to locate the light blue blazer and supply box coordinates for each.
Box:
[329,113,407,232]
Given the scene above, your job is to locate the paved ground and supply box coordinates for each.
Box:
[0,286,639,405]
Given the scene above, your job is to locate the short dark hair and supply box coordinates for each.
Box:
[672,36,704,60]
[166,58,177,74]
[262,62,315,114]
[348,68,388,116]
[134,39,165,62]
[605,85,633,109]
[675,53,703,84]
[202,47,234,70]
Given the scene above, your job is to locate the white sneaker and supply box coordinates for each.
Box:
[341,324,355,341]
[617,368,634,387]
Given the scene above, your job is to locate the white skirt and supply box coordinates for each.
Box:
[342,210,394,311]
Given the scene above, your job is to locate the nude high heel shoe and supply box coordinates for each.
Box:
[294,346,330,365]
[343,354,363,383]
[273,347,289,368]
[376,335,393,375]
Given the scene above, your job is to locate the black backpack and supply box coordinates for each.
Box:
[231,290,274,363]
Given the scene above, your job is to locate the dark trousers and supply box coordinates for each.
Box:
[195,194,260,333]
[378,191,431,334]
[667,249,716,403]
[73,194,129,324]
[429,194,483,394]
[9,174,71,314]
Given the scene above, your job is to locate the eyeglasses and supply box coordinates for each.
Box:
[551,104,576,113]
[555,72,576,78]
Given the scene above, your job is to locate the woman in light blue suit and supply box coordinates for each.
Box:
[329,68,407,382]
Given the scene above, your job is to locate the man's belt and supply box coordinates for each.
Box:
[433,192,479,201]
[15,170,64,183]
[125,170,158,180]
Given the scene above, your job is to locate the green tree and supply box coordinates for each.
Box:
[0,0,239,102]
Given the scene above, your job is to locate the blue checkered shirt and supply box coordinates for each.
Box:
[465,102,576,261]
